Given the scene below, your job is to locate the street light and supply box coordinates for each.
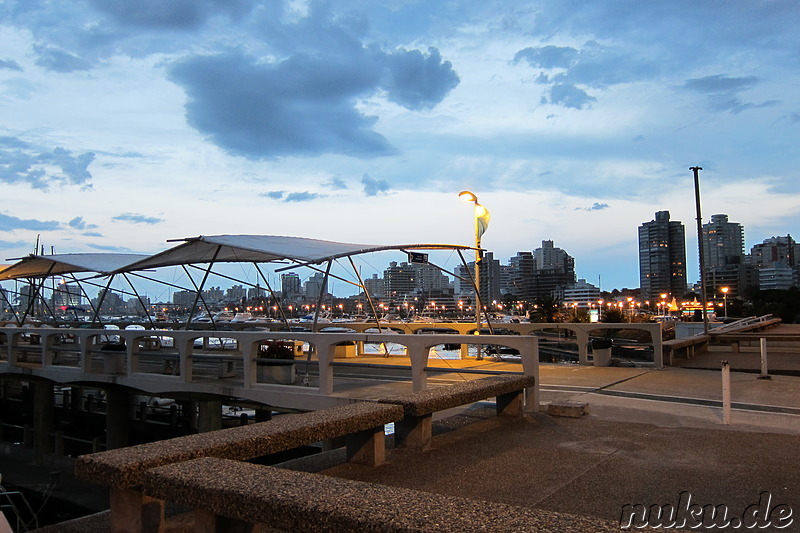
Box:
[721,287,729,318]
[459,190,490,359]
[458,191,489,360]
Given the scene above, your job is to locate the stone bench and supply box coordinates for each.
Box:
[377,374,536,448]
[74,401,403,533]
[142,456,619,533]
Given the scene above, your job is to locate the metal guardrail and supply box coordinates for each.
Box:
[708,315,777,334]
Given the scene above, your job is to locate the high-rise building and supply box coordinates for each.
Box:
[750,235,796,269]
[384,262,416,300]
[701,214,749,299]
[702,214,744,268]
[363,274,385,299]
[507,252,535,302]
[303,273,328,299]
[749,235,799,291]
[454,252,502,304]
[534,240,571,270]
[638,210,687,301]
[281,273,302,300]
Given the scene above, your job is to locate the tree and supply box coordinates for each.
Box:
[601,307,626,323]
[530,295,562,323]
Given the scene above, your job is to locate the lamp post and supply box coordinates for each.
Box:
[721,286,729,318]
[459,190,490,360]
[691,166,709,335]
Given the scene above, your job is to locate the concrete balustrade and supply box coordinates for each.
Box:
[0,326,542,411]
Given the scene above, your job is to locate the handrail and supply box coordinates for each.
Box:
[0,326,543,411]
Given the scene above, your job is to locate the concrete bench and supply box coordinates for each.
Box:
[377,374,536,449]
[74,401,403,533]
[142,456,619,533]
[663,335,709,363]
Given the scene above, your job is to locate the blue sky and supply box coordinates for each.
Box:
[1,0,799,294]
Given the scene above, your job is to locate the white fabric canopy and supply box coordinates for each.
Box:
[0,253,150,280]
[116,235,473,272]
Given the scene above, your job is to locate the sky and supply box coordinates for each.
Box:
[1,0,799,296]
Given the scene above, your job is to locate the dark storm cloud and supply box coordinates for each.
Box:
[112,213,163,224]
[0,137,95,190]
[0,59,23,71]
[0,212,60,231]
[86,0,250,29]
[169,51,395,158]
[167,7,458,159]
[514,46,578,69]
[361,174,390,196]
[382,48,460,111]
[33,45,93,72]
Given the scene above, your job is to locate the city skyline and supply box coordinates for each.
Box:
[1,1,799,292]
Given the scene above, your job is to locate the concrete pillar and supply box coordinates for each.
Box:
[179,400,198,432]
[33,380,54,458]
[198,399,222,433]
[169,404,179,427]
[71,386,84,411]
[106,387,131,450]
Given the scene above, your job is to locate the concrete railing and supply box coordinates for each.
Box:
[0,326,540,411]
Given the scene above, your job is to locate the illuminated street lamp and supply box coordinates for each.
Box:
[721,287,729,318]
[459,190,490,359]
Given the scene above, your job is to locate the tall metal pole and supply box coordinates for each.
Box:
[691,166,709,335]
[473,205,483,360]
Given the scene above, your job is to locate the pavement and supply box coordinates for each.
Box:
[23,345,800,531]
[321,350,800,530]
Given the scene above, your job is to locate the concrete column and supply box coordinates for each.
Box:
[33,380,55,458]
[197,399,222,433]
[180,400,198,432]
[106,387,131,450]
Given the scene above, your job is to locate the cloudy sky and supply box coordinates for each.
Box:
[1,0,799,294]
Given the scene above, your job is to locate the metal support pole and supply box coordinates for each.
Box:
[691,166,709,336]
[721,360,731,425]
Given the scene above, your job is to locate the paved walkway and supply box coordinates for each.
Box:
[319,358,800,529]
[28,355,800,531]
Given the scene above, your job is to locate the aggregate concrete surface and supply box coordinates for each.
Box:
[28,355,800,532]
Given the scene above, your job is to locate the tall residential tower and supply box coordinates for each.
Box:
[638,210,687,300]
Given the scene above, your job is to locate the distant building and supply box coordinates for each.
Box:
[638,210,687,301]
[758,267,798,291]
[749,235,799,290]
[53,282,82,310]
[281,273,302,300]
[226,284,247,304]
[172,290,197,309]
[363,274,385,299]
[454,252,502,304]
[384,262,416,299]
[558,279,601,308]
[303,273,328,300]
[701,214,753,299]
